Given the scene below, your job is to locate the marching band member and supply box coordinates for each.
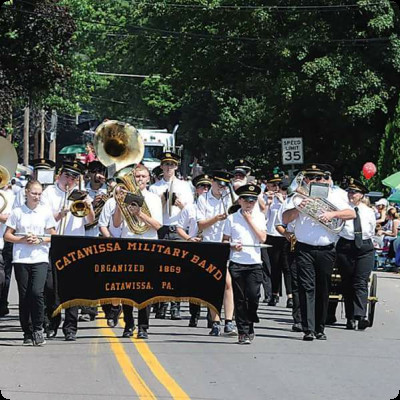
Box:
[41,160,95,341]
[197,170,236,336]
[176,173,212,327]
[264,173,293,307]
[336,178,376,330]
[149,152,193,320]
[113,164,163,339]
[4,180,57,346]
[0,182,15,317]
[222,184,267,344]
[231,159,253,191]
[283,164,355,341]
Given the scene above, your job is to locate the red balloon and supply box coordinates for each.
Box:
[362,162,377,179]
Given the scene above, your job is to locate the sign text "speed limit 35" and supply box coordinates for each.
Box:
[281,137,303,165]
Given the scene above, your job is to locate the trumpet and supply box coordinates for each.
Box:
[68,190,91,218]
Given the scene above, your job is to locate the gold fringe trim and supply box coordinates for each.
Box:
[52,296,220,317]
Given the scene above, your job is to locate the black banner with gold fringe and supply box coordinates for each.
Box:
[50,235,230,316]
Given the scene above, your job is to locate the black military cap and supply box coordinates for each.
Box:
[303,163,334,177]
[211,170,234,186]
[152,165,163,178]
[236,184,261,200]
[160,152,180,164]
[61,160,85,176]
[192,174,212,187]
[345,177,368,194]
[232,159,254,175]
[266,172,282,183]
[87,161,105,173]
[31,158,55,170]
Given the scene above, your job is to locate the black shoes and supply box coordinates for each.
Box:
[46,329,57,339]
[122,327,134,338]
[346,319,357,330]
[188,316,198,327]
[170,309,182,320]
[155,305,167,319]
[107,306,122,327]
[292,323,303,332]
[137,328,148,339]
[33,331,46,346]
[262,296,271,304]
[286,298,294,308]
[325,315,337,325]
[0,307,9,317]
[315,332,327,340]
[65,332,77,341]
[358,318,370,330]
[303,331,315,341]
[268,295,279,306]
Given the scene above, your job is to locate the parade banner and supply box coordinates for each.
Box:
[50,236,230,316]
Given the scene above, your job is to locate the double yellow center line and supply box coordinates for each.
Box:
[99,318,190,399]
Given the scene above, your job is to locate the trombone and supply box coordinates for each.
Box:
[57,185,70,235]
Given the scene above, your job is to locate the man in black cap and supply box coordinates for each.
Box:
[231,159,254,191]
[223,184,267,344]
[336,178,376,330]
[264,172,293,307]
[176,173,212,327]
[41,160,95,341]
[197,170,237,336]
[283,163,356,341]
[149,151,194,319]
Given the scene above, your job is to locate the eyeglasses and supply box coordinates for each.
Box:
[241,196,257,203]
[308,174,330,181]
[162,162,177,167]
[198,184,211,189]
[347,189,362,194]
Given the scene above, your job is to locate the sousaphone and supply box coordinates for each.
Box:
[0,136,18,213]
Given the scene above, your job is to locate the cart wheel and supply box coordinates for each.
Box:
[368,273,378,327]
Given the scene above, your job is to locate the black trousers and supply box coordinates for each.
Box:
[296,242,336,334]
[267,235,292,295]
[0,251,5,301]
[157,225,180,312]
[288,250,301,324]
[14,262,48,334]
[336,238,375,320]
[44,260,61,333]
[0,242,13,311]
[260,247,272,300]
[63,306,79,335]
[122,305,150,329]
[229,262,263,335]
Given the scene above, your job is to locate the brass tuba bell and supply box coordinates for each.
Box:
[94,120,152,234]
[0,137,18,213]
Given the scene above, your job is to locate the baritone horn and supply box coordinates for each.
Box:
[290,172,345,234]
[0,136,18,213]
[94,120,152,234]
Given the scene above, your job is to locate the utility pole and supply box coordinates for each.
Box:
[23,105,30,166]
[40,109,45,158]
[49,110,57,162]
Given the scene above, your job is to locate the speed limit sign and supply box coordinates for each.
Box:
[281,137,304,165]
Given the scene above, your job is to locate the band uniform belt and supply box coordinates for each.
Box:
[296,241,335,251]
[338,237,373,245]
[165,225,176,233]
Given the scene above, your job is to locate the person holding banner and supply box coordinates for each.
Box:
[222,184,267,344]
[4,180,57,346]
[149,152,194,320]
[41,160,95,341]
[112,164,163,339]
[176,173,212,327]
[197,170,236,336]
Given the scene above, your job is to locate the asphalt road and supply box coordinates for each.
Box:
[1,271,399,400]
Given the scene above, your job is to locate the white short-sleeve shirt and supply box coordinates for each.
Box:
[0,188,15,250]
[340,203,376,240]
[41,184,88,236]
[119,190,163,240]
[266,196,284,237]
[6,204,56,263]
[149,177,194,226]
[223,209,266,264]
[98,197,122,238]
[177,202,198,237]
[196,190,232,242]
